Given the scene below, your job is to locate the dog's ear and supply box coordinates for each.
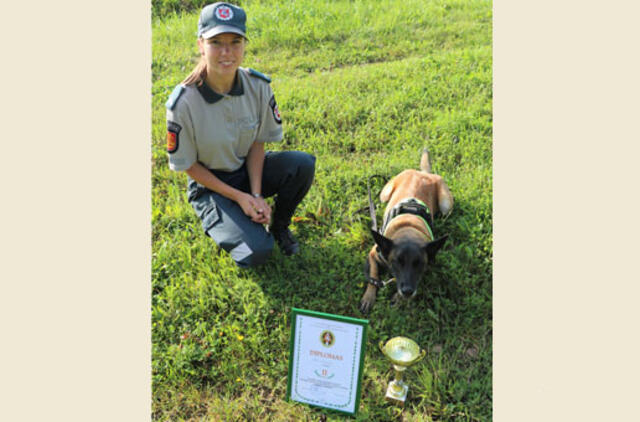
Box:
[424,235,448,264]
[371,229,393,258]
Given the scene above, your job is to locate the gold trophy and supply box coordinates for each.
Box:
[379,336,426,406]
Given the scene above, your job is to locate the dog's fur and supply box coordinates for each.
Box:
[359,149,453,314]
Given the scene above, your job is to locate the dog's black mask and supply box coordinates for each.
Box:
[372,230,448,298]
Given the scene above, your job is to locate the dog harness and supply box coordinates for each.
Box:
[381,197,434,239]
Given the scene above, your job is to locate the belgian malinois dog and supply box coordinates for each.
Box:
[359,148,453,314]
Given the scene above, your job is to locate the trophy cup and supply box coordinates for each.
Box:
[379,336,426,406]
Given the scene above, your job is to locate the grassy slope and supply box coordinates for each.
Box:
[152,0,492,420]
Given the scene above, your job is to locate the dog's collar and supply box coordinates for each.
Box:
[381,197,434,240]
[367,274,395,289]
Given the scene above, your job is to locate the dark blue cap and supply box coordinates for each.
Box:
[198,2,247,39]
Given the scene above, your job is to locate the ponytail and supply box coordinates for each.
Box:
[181,56,207,86]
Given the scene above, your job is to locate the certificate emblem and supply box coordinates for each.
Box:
[320,330,335,347]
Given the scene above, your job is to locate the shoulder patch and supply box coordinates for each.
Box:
[269,95,282,124]
[165,85,185,110]
[248,68,271,83]
[166,121,182,154]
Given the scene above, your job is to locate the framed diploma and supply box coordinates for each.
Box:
[286,308,369,416]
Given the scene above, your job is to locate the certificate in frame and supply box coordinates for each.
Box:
[286,308,368,416]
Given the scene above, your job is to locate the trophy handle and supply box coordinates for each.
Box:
[379,340,386,355]
[412,349,426,365]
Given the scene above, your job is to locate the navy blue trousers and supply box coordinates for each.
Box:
[188,151,316,267]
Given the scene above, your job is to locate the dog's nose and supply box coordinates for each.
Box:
[400,286,414,297]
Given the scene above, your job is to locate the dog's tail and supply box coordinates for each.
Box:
[419,148,431,173]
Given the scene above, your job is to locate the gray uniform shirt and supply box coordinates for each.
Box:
[166,67,283,172]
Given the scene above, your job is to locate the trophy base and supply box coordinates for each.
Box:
[385,381,408,407]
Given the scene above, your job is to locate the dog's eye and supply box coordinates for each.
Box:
[412,259,420,268]
[398,256,405,266]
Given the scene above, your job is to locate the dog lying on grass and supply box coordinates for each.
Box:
[359,148,453,314]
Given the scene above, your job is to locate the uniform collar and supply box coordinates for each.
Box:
[197,72,244,104]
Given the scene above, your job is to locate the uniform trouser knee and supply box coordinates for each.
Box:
[206,219,275,268]
[295,153,316,181]
[231,236,274,268]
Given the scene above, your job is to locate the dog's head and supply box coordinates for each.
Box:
[371,229,448,299]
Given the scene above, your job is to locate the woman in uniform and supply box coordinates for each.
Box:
[165,2,316,267]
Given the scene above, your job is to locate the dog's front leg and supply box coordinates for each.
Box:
[359,247,380,314]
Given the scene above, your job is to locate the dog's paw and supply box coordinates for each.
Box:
[359,293,376,314]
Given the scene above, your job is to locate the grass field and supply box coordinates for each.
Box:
[152,0,492,420]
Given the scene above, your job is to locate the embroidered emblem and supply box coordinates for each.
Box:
[320,330,335,347]
[269,95,282,124]
[166,121,182,154]
[215,5,233,21]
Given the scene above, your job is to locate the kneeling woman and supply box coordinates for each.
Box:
[165,2,315,267]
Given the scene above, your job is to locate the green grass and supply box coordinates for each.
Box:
[152,0,492,420]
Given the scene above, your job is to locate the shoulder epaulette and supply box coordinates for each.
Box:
[248,68,271,83]
[165,84,185,110]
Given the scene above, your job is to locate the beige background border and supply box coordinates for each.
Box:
[1,1,151,420]
[494,1,640,420]
[1,1,639,420]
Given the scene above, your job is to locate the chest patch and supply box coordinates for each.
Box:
[269,95,282,124]
[166,121,182,154]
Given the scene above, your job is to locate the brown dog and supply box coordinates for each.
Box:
[359,149,453,314]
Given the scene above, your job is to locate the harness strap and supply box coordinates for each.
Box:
[381,197,434,240]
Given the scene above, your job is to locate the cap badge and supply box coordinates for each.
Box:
[215,5,233,21]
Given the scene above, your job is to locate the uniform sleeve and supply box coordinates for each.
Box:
[166,103,197,172]
[255,83,284,143]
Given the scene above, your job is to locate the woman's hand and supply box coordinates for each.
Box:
[237,193,271,225]
[252,195,272,225]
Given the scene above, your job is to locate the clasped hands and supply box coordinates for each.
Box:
[238,193,271,225]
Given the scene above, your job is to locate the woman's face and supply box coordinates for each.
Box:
[198,33,246,80]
